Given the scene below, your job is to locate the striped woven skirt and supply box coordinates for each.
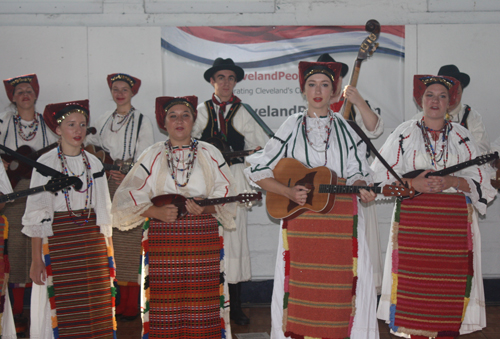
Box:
[389,193,473,338]
[45,210,116,339]
[142,214,228,339]
[282,191,358,339]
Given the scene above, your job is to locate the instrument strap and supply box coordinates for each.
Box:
[241,103,274,138]
[346,120,406,186]
[0,143,65,178]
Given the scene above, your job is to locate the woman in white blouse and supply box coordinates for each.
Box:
[22,100,115,339]
[245,61,378,339]
[112,96,236,339]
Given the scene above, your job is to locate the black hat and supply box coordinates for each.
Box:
[438,64,470,89]
[317,53,349,78]
[204,58,245,83]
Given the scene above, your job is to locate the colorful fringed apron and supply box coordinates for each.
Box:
[45,210,117,339]
[0,215,8,333]
[390,193,473,338]
[282,187,358,339]
[142,214,228,339]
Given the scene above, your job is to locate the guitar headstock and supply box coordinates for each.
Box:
[477,152,499,165]
[357,19,381,61]
[382,184,415,199]
[236,191,263,206]
[47,176,83,192]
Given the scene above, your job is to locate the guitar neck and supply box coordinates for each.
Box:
[195,196,243,206]
[319,184,381,195]
[428,153,498,177]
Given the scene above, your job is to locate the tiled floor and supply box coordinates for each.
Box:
[115,305,500,339]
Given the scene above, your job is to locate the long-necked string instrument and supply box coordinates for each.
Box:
[340,19,380,120]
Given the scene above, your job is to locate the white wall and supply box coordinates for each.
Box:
[0,0,499,279]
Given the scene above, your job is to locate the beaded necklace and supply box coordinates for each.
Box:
[13,109,39,142]
[302,110,334,165]
[57,145,93,223]
[99,107,135,160]
[418,118,451,168]
[165,139,198,187]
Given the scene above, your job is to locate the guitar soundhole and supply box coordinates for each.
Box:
[286,171,316,212]
[9,160,19,171]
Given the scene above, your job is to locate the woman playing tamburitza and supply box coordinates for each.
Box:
[112,96,236,339]
[85,73,154,319]
[86,73,154,185]
[22,100,116,339]
[1,74,58,293]
[244,61,379,339]
[372,75,496,338]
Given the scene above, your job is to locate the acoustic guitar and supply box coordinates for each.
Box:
[1,127,96,188]
[0,176,82,203]
[151,191,262,219]
[266,158,415,220]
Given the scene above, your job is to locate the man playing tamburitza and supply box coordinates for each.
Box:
[192,57,270,325]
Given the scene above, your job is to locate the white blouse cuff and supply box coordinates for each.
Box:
[246,169,275,188]
[21,224,53,238]
[99,224,113,237]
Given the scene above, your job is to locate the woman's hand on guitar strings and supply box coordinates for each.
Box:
[353,180,376,203]
[186,198,205,215]
[287,185,310,206]
[148,204,178,223]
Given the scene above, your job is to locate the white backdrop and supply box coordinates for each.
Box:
[0,24,498,279]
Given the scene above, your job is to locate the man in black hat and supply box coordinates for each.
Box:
[412,64,490,154]
[192,57,269,326]
[317,53,384,139]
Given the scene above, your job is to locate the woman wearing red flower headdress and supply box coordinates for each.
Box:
[85,74,154,319]
[0,74,58,334]
[245,61,378,339]
[22,100,116,339]
[372,75,496,338]
[112,96,236,339]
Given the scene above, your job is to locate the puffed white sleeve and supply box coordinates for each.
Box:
[191,103,210,139]
[449,126,496,215]
[111,144,160,231]
[238,104,270,150]
[90,155,113,237]
[354,104,384,139]
[134,114,155,161]
[342,121,374,185]
[244,114,300,187]
[197,142,237,230]
[371,123,410,185]
[466,108,491,155]
[0,165,13,195]
[21,164,56,238]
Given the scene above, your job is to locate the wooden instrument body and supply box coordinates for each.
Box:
[151,192,262,220]
[266,158,414,220]
[266,158,337,220]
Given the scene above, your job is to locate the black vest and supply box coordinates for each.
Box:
[459,105,471,130]
[200,100,245,165]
